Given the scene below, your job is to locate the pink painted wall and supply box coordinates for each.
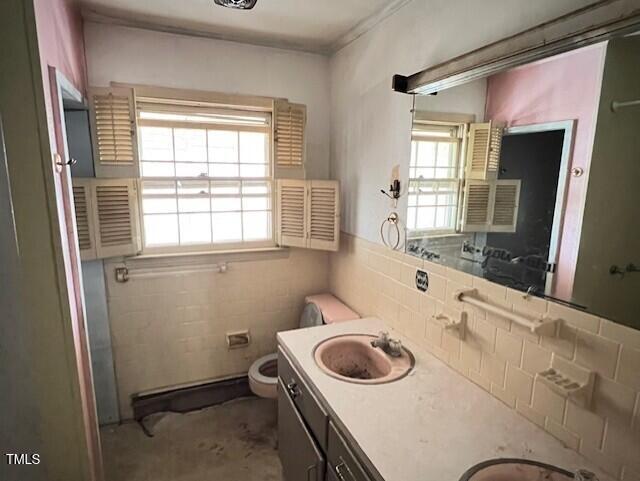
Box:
[485,44,606,300]
[34,0,87,149]
[34,0,86,91]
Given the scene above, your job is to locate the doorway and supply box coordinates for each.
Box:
[49,67,104,481]
[483,121,574,296]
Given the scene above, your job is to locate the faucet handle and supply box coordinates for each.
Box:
[378,331,390,341]
[574,470,598,481]
[388,338,403,357]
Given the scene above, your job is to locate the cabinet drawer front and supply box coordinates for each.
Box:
[278,379,325,481]
[278,347,328,449]
[328,422,373,481]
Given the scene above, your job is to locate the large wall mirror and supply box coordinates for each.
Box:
[405,34,640,329]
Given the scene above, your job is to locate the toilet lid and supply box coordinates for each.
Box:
[304,294,360,324]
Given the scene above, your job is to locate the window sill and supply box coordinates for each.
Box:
[106,246,290,270]
[407,232,467,240]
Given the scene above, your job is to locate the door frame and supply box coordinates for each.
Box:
[49,66,104,481]
[503,120,575,295]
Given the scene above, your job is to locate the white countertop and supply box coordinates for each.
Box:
[277,318,612,481]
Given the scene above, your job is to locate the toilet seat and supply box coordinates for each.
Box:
[249,353,278,385]
[248,353,278,399]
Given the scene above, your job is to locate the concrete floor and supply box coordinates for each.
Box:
[100,397,282,481]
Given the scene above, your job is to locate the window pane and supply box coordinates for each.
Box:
[242,196,269,211]
[414,167,434,179]
[143,197,177,214]
[141,161,175,177]
[176,163,208,177]
[144,214,179,246]
[174,128,206,162]
[179,213,211,244]
[178,180,209,195]
[416,142,436,166]
[437,192,456,206]
[208,130,238,163]
[178,196,210,213]
[418,194,437,206]
[435,207,452,229]
[434,167,455,179]
[143,180,176,196]
[243,211,270,240]
[211,181,240,195]
[211,212,242,242]
[212,197,241,212]
[436,142,454,167]
[407,207,417,229]
[177,181,210,212]
[240,164,268,178]
[410,142,418,167]
[242,181,270,195]
[140,127,173,161]
[210,163,240,177]
[416,207,435,229]
[239,132,267,164]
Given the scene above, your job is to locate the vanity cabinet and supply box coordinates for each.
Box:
[278,378,325,481]
[278,347,375,481]
[327,422,372,481]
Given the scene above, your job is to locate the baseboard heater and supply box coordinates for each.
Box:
[131,376,252,436]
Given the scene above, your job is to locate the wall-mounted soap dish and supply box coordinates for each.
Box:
[431,311,467,340]
[535,354,595,408]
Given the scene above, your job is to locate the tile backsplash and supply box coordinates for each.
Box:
[330,233,640,481]
[105,248,329,419]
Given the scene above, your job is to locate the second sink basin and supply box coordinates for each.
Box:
[313,334,414,384]
[460,459,581,481]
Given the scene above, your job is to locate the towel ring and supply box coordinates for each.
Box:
[380,212,401,250]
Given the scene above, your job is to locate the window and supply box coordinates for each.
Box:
[137,102,273,251]
[408,122,465,234]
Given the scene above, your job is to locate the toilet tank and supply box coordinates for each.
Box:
[299,294,360,328]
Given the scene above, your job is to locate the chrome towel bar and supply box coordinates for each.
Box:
[454,288,558,334]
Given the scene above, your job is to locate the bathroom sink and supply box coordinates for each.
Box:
[313,334,414,384]
[459,459,593,481]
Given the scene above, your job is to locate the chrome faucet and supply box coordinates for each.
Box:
[370,331,403,357]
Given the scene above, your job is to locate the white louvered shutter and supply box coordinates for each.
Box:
[273,100,306,179]
[88,87,139,178]
[465,122,503,180]
[72,178,97,260]
[277,179,307,248]
[308,180,340,252]
[490,179,521,233]
[460,180,492,232]
[91,179,140,258]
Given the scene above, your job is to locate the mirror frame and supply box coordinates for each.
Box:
[392,0,640,95]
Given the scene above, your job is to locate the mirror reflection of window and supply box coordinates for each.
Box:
[408,122,464,234]
[404,36,640,327]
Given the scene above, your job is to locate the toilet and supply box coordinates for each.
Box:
[248,293,360,399]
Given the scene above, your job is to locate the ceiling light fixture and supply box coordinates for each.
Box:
[213,0,258,9]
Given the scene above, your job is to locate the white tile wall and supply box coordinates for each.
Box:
[105,248,329,419]
[330,233,640,480]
